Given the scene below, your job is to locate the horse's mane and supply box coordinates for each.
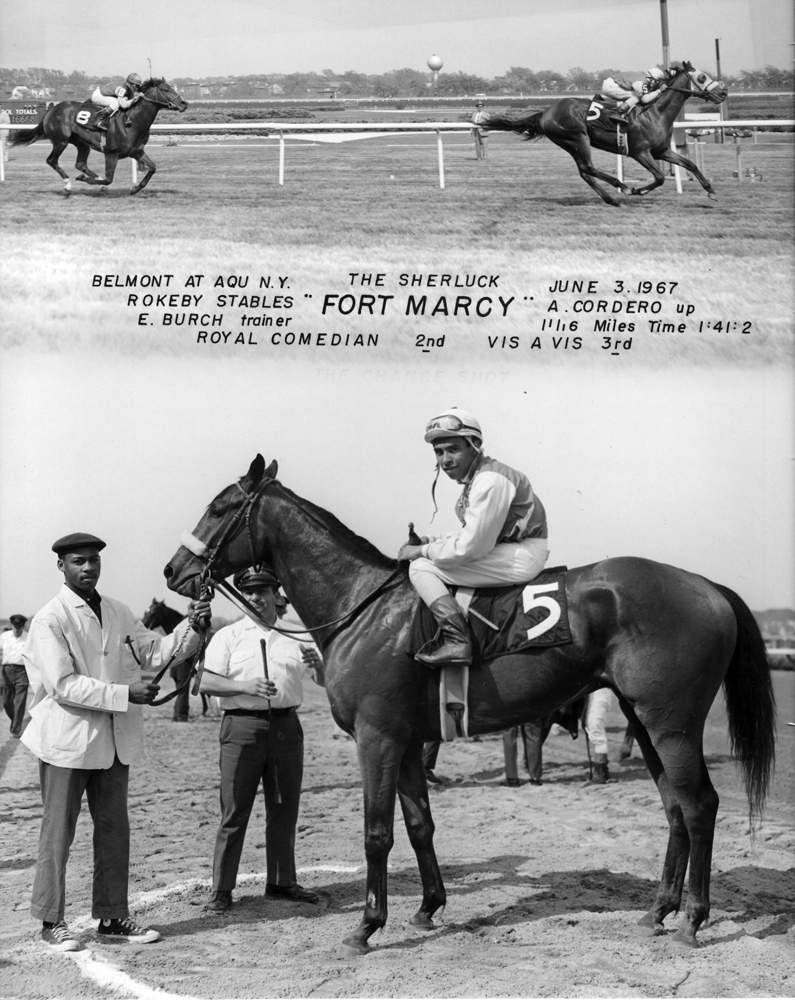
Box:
[141,77,167,90]
[274,482,396,570]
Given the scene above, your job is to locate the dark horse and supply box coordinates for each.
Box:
[486,62,727,205]
[164,455,775,953]
[142,597,186,635]
[142,598,216,719]
[10,78,188,196]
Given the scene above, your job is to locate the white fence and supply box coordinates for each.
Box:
[2,118,792,189]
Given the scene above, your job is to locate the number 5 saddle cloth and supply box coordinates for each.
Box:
[408,565,572,667]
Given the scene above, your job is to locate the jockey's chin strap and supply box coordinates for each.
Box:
[180,475,404,648]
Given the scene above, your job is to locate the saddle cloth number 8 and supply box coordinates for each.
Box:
[522,581,562,640]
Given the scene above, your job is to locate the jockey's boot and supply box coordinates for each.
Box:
[587,752,610,785]
[609,107,630,125]
[95,111,111,131]
[415,595,473,668]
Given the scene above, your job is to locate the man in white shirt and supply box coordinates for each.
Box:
[398,408,549,667]
[1,614,29,736]
[22,532,211,952]
[201,567,323,913]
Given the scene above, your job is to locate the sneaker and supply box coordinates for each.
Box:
[42,921,79,951]
[97,917,161,943]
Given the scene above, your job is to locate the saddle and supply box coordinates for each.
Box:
[410,565,572,665]
[410,567,573,741]
[586,94,631,154]
[74,102,115,133]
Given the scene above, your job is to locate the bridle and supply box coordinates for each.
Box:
[664,68,723,100]
[182,476,404,648]
[141,85,184,111]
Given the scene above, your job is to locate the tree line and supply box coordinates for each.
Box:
[2,64,793,100]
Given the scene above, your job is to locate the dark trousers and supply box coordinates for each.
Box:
[31,756,130,923]
[212,712,304,891]
[503,719,552,781]
[2,663,29,735]
[171,662,192,721]
[422,741,441,771]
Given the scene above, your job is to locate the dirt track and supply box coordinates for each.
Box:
[1,676,793,1000]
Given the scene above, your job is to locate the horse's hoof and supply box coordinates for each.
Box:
[672,930,700,949]
[339,938,369,957]
[409,912,436,931]
[75,176,88,184]
[634,920,666,937]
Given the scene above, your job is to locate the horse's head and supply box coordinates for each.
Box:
[141,77,188,114]
[142,598,164,628]
[674,61,727,105]
[164,454,278,599]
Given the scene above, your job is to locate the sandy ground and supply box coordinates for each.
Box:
[1,674,793,1000]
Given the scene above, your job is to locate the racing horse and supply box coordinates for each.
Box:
[10,78,188,196]
[163,455,775,953]
[485,62,727,205]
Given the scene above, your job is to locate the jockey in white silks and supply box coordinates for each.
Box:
[601,66,666,122]
[91,73,143,126]
[398,408,549,667]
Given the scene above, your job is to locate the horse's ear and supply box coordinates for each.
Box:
[264,459,278,479]
[247,454,266,483]
[683,60,693,71]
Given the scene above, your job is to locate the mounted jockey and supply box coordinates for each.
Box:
[601,67,666,123]
[91,73,144,128]
[398,408,549,668]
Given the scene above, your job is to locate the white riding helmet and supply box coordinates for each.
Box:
[424,407,483,446]
[646,67,666,82]
[127,73,142,87]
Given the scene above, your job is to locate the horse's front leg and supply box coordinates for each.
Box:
[397,741,446,929]
[342,735,402,954]
[627,150,666,196]
[656,146,718,200]
[77,151,118,188]
[130,149,156,195]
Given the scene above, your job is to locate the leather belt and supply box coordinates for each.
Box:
[224,707,297,719]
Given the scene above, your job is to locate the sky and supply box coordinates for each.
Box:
[1,0,792,80]
[1,354,792,622]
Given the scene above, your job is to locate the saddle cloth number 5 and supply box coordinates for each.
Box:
[586,100,603,121]
[522,581,562,640]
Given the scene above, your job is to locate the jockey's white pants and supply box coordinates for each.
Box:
[584,688,614,755]
[91,88,121,111]
[409,537,550,607]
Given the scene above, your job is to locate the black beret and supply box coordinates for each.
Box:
[233,566,280,591]
[52,532,106,556]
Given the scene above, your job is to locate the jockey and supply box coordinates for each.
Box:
[91,73,144,127]
[601,67,666,123]
[398,408,549,667]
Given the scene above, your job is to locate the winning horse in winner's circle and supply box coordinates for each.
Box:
[164,455,775,953]
[486,62,727,206]
[10,78,188,196]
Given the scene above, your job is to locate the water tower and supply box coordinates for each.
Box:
[427,54,444,90]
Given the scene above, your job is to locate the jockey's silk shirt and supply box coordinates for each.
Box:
[421,454,547,569]
[203,617,317,712]
[22,585,200,768]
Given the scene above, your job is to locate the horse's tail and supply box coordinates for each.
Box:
[485,111,545,142]
[714,581,776,826]
[10,122,45,147]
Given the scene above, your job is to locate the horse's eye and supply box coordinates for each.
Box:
[697,74,706,84]
[208,504,224,518]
